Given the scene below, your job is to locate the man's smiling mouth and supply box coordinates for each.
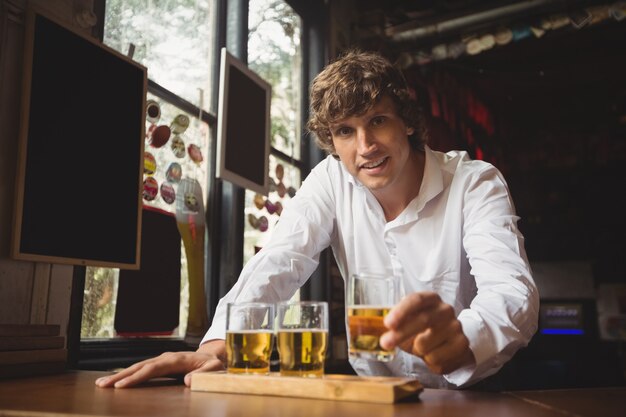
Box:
[360,157,387,169]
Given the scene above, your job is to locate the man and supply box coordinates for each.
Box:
[96,50,538,389]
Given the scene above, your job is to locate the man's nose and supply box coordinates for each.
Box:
[356,128,377,154]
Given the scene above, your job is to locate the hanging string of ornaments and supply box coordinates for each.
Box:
[247,163,297,232]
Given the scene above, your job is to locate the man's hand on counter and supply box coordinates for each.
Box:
[95,339,226,388]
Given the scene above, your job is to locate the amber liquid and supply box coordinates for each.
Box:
[277,330,328,377]
[347,307,394,361]
[226,331,273,374]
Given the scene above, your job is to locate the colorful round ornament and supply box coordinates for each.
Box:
[248,213,260,229]
[275,164,284,181]
[277,182,286,198]
[188,144,203,163]
[166,162,183,183]
[170,135,186,158]
[150,125,171,148]
[265,199,277,214]
[170,114,190,134]
[144,152,156,175]
[254,193,265,210]
[160,182,176,204]
[143,177,158,201]
[258,215,269,232]
[146,99,161,124]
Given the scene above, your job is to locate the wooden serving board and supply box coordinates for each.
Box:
[191,371,422,403]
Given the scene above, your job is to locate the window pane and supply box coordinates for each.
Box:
[249,0,302,159]
[104,0,215,110]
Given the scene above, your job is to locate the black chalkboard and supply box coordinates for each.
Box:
[11,9,147,269]
[216,48,271,195]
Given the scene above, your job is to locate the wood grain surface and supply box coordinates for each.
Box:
[191,371,423,403]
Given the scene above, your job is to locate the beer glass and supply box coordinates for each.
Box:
[225,302,274,374]
[276,301,329,377]
[346,271,399,361]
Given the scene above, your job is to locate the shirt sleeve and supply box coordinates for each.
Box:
[201,160,337,345]
[444,163,539,387]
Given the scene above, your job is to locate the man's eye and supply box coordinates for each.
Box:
[371,116,385,126]
[335,127,352,136]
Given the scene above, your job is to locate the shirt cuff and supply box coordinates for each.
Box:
[443,309,495,387]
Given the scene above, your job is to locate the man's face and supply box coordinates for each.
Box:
[330,96,416,199]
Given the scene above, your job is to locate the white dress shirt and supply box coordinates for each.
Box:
[202,145,539,388]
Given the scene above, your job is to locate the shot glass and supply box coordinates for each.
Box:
[346,271,399,361]
[225,302,275,374]
[276,301,329,377]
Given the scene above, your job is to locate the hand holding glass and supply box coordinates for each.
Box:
[276,301,328,377]
[347,272,399,361]
[225,302,274,374]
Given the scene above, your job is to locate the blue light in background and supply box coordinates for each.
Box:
[541,328,584,335]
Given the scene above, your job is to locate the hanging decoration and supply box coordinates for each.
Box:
[143,177,158,201]
[146,99,161,124]
[187,144,203,164]
[247,162,297,232]
[141,100,207,210]
[166,162,183,183]
[247,213,269,232]
[149,125,171,148]
[171,135,186,158]
[171,114,190,135]
[144,152,156,176]
[160,182,176,205]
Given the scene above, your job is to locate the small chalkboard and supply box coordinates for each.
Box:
[216,48,271,195]
[11,8,147,269]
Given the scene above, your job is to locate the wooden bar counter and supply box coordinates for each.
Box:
[0,371,624,417]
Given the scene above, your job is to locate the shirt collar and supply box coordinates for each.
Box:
[414,145,444,212]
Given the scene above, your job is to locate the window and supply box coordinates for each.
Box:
[244,0,303,265]
[81,0,215,340]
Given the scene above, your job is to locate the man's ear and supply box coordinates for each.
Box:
[407,127,415,136]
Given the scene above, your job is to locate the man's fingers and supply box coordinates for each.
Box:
[383,292,441,330]
[95,351,217,389]
[377,291,474,375]
[380,299,454,350]
[421,331,472,374]
[111,364,159,388]
[95,358,154,387]
[412,319,462,357]
[183,358,226,386]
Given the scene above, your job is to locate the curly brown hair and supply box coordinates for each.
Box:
[307,49,426,157]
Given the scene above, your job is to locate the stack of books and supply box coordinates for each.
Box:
[0,324,67,378]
